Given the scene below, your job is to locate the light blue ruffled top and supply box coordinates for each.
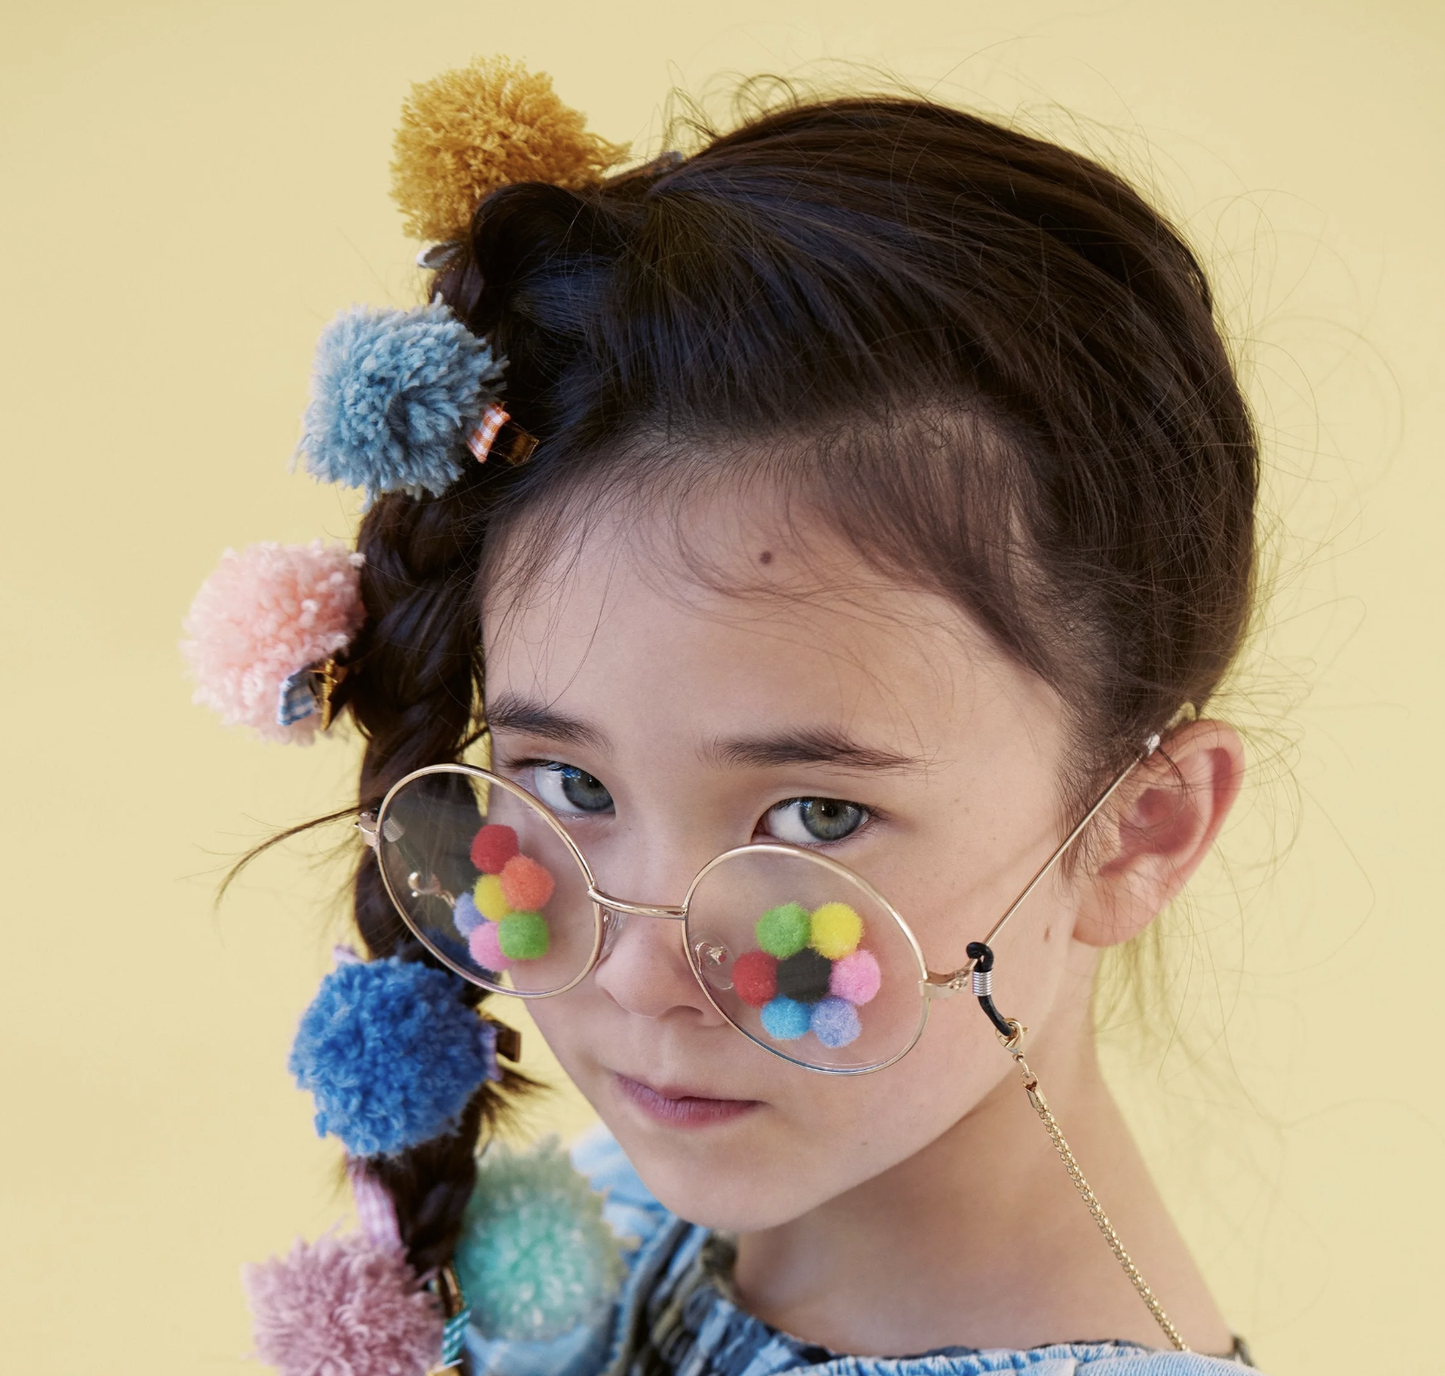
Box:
[466,1131,1256,1376]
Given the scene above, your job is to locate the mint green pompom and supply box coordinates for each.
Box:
[756,901,809,958]
[454,1137,624,1342]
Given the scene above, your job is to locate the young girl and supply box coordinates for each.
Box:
[192,57,1260,1376]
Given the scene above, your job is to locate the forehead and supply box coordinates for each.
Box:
[479,488,1059,756]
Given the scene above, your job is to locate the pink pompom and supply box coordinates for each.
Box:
[500,853,556,911]
[243,1231,442,1376]
[469,920,511,971]
[830,949,881,1005]
[182,540,365,743]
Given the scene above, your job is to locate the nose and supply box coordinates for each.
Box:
[590,895,728,1024]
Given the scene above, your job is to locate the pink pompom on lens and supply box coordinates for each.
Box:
[182,540,364,743]
[469,920,510,971]
[829,949,881,1005]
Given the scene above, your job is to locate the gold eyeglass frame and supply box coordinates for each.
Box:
[363,741,1154,1077]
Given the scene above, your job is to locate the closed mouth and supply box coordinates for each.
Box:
[613,1073,762,1127]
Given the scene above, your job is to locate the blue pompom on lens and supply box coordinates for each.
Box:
[289,957,496,1157]
[759,995,812,1042]
[299,303,506,501]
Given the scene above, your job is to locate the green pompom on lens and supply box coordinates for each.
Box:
[454,1137,625,1342]
[498,911,549,961]
[756,902,810,958]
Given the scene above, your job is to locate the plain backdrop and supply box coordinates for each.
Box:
[2,2,1440,1372]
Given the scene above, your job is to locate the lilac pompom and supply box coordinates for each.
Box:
[181,540,364,743]
[244,1231,442,1376]
[453,891,483,937]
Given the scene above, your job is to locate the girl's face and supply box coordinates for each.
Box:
[482,495,1095,1231]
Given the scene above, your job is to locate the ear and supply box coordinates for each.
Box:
[1072,719,1245,948]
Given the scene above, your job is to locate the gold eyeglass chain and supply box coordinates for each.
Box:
[998,1020,1188,1353]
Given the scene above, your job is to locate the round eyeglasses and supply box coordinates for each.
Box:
[362,748,1151,1076]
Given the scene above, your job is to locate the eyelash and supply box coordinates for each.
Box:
[497,756,879,846]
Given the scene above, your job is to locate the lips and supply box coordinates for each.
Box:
[614,1073,761,1127]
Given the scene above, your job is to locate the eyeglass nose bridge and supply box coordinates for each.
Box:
[586,888,687,920]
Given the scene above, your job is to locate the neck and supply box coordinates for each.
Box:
[731,986,1232,1357]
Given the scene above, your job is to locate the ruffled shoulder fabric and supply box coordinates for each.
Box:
[465,1132,1260,1376]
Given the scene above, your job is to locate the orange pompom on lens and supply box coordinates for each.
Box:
[471,824,519,874]
[732,951,778,1008]
[500,853,556,911]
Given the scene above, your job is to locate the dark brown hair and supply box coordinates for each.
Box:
[336,90,1257,1300]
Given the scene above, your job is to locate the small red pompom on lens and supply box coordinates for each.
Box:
[732,950,778,1008]
[470,824,519,874]
[500,853,556,911]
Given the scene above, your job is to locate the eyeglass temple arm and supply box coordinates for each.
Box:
[931,734,1162,1039]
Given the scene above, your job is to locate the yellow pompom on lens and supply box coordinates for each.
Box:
[809,902,863,959]
[474,873,511,923]
[391,57,630,242]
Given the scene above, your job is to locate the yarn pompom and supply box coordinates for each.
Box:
[471,823,519,874]
[454,1138,624,1342]
[500,853,555,911]
[391,57,629,242]
[298,303,505,502]
[181,540,364,743]
[289,958,497,1157]
[244,1231,442,1376]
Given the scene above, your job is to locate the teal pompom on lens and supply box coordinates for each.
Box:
[454,1138,624,1342]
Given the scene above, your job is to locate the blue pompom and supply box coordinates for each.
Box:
[760,995,811,1041]
[288,957,496,1157]
[455,1138,624,1342]
[299,304,506,500]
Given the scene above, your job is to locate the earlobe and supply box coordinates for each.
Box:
[1072,720,1245,948]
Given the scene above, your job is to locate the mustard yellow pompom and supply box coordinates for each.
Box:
[809,902,863,959]
[391,57,629,241]
[474,873,511,923]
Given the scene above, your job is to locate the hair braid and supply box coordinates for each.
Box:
[334,464,534,1288]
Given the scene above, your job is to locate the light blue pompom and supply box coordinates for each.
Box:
[288,957,497,1157]
[455,1138,625,1342]
[760,995,811,1041]
[298,303,506,500]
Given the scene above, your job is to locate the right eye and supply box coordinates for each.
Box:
[531,763,614,817]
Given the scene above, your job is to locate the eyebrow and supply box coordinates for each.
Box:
[707,726,929,774]
[483,694,609,753]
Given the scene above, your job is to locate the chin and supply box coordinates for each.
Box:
[613,1125,833,1232]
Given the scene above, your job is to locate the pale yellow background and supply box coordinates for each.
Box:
[2,2,1440,1372]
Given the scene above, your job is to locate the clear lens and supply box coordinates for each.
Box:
[684,845,928,1072]
[375,766,600,996]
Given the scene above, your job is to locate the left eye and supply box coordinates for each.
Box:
[762,797,868,845]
